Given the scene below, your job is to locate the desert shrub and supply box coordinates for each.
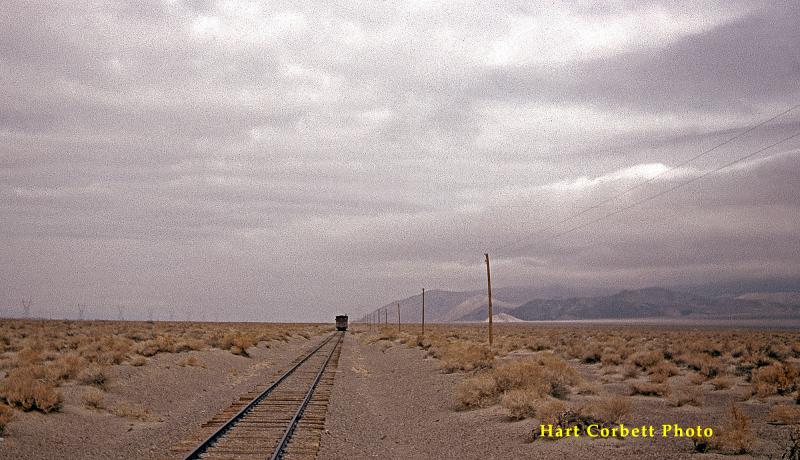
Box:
[630,382,669,397]
[709,376,734,391]
[712,405,756,454]
[631,350,663,369]
[0,366,63,413]
[217,333,257,357]
[111,402,150,420]
[81,387,105,409]
[688,372,707,386]
[135,335,176,357]
[649,361,680,383]
[581,395,631,423]
[175,339,205,353]
[178,356,205,368]
[77,366,107,388]
[0,404,13,434]
[580,344,603,364]
[129,355,147,366]
[678,353,722,379]
[667,386,704,407]
[536,399,567,424]
[601,352,623,367]
[439,342,495,373]
[456,354,582,410]
[752,363,798,397]
[50,352,86,381]
[456,374,498,409]
[501,388,540,419]
[767,405,800,425]
[576,382,600,395]
[494,354,582,399]
[15,347,43,366]
[622,364,639,379]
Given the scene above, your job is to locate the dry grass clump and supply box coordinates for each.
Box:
[631,350,664,369]
[667,385,704,407]
[178,356,206,368]
[708,376,734,391]
[0,404,14,434]
[110,402,150,420]
[501,388,540,419]
[711,404,756,454]
[78,366,107,388]
[81,387,105,410]
[494,354,582,399]
[456,374,498,409]
[457,354,582,411]
[648,361,680,383]
[0,366,63,413]
[135,335,176,357]
[580,395,632,423]
[767,405,800,425]
[129,355,147,366]
[214,332,258,357]
[630,382,669,397]
[751,362,798,397]
[677,352,722,379]
[175,339,205,353]
[536,399,568,424]
[600,351,624,367]
[437,342,495,373]
[50,352,87,381]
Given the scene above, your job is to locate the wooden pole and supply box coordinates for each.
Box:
[397,302,401,332]
[421,288,425,336]
[485,253,493,346]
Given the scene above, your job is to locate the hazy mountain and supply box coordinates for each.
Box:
[509,287,800,321]
[442,295,517,322]
[484,313,525,323]
[373,282,800,323]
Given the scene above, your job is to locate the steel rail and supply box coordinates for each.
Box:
[269,332,343,460]
[183,332,338,460]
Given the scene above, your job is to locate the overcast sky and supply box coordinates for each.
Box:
[2,1,799,321]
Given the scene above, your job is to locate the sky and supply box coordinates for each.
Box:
[1,0,799,322]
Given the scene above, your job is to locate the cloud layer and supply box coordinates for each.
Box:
[2,0,799,321]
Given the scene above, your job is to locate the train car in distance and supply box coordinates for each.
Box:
[335,315,348,331]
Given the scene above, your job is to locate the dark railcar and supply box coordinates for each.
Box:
[335,315,348,331]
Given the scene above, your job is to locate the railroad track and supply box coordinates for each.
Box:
[174,331,344,460]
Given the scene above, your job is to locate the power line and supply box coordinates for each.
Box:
[495,103,800,254]
[510,130,800,254]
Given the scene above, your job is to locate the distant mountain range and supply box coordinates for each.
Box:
[374,280,800,322]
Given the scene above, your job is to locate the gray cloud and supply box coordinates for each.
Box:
[1,0,799,321]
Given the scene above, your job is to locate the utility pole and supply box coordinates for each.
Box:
[21,298,32,318]
[485,253,493,346]
[397,302,400,332]
[421,288,425,336]
[385,308,388,325]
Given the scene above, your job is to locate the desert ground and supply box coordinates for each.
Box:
[1,320,799,459]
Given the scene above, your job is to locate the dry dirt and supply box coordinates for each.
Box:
[317,326,799,459]
[2,322,799,459]
[0,332,329,459]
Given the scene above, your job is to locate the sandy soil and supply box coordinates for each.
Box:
[318,330,792,459]
[0,333,329,460]
[2,326,796,459]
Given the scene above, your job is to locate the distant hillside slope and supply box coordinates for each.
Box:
[376,290,474,323]
[442,295,517,322]
[509,287,799,320]
[374,283,800,323]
